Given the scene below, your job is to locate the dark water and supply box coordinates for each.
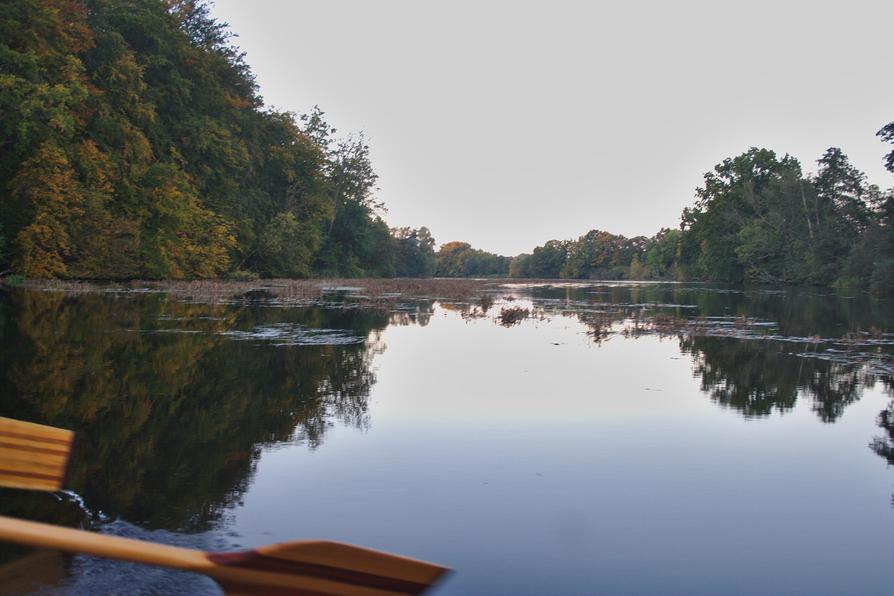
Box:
[1,283,892,595]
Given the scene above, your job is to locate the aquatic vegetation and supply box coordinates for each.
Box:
[498,306,530,326]
[24,278,504,307]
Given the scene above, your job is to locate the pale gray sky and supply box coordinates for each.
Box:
[211,0,893,256]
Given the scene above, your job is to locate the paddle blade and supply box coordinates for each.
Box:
[208,540,450,595]
[0,417,74,492]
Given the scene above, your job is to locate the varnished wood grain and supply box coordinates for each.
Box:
[0,418,74,492]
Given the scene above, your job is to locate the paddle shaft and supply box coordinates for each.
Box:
[0,515,205,571]
[0,516,438,595]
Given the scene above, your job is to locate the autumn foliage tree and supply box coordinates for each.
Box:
[0,0,419,279]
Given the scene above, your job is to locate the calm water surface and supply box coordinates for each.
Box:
[1,282,893,595]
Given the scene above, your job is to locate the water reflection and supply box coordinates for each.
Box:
[1,283,893,593]
[0,289,390,531]
[520,282,894,340]
[871,393,894,506]
[510,284,894,420]
[679,335,870,421]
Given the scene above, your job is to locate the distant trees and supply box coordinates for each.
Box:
[435,242,510,277]
[643,229,681,279]
[508,240,568,279]
[392,227,436,277]
[560,230,647,279]
[508,231,648,280]
[503,137,893,293]
[528,240,569,278]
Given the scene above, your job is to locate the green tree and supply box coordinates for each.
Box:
[527,240,568,278]
[435,241,509,277]
[258,212,317,278]
[508,253,531,278]
[680,148,802,282]
[878,120,894,174]
[643,228,681,279]
[393,226,436,277]
[559,230,642,279]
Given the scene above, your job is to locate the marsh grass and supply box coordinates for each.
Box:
[498,306,530,326]
[24,278,505,305]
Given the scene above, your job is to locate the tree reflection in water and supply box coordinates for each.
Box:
[1,283,892,555]
[0,289,391,532]
[678,335,871,422]
[870,388,894,506]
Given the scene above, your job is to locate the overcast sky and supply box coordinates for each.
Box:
[211,0,893,256]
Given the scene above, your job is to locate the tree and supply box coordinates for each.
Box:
[10,142,81,277]
[436,242,473,277]
[527,240,568,278]
[258,212,316,278]
[434,241,509,277]
[878,121,894,174]
[1,0,424,280]
[393,227,436,277]
[139,164,235,278]
[840,123,894,293]
[679,148,803,282]
[643,228,681,279]
[559,230,641,279]
[814,147,871,236]
[508,254,531,278]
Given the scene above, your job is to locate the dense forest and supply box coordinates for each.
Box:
[0,0,436,279]
[1,1,892,292]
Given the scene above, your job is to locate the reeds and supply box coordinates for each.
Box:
[22,278,505,305]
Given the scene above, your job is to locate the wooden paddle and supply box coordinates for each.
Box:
[0,416,74,492]
[0,417,449,594]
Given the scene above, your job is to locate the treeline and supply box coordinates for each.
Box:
[509,231,650,279]
[2,1,892,291]
[676,146,894,291]
[459,140,894,293]
[0,0,436,279]
[435,241,510,277]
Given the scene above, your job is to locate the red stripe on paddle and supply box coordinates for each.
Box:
[0,441,70,457]
[0,469,63,482]
[0,430,72,446]
[207,550,435,594]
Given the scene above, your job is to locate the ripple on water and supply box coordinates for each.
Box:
[220,323,363,346]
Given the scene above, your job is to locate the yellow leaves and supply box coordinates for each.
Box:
[75,139,114,192]
[9,139,139,278]
[46,0,95,54]
[224,89,251,110]
[179,214,238,278]
[140,165,236,278]
[17,221,69,278]
[108,52,146,95]
[9,141,82,277]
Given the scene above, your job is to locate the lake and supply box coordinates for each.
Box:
[1,281,892,595]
